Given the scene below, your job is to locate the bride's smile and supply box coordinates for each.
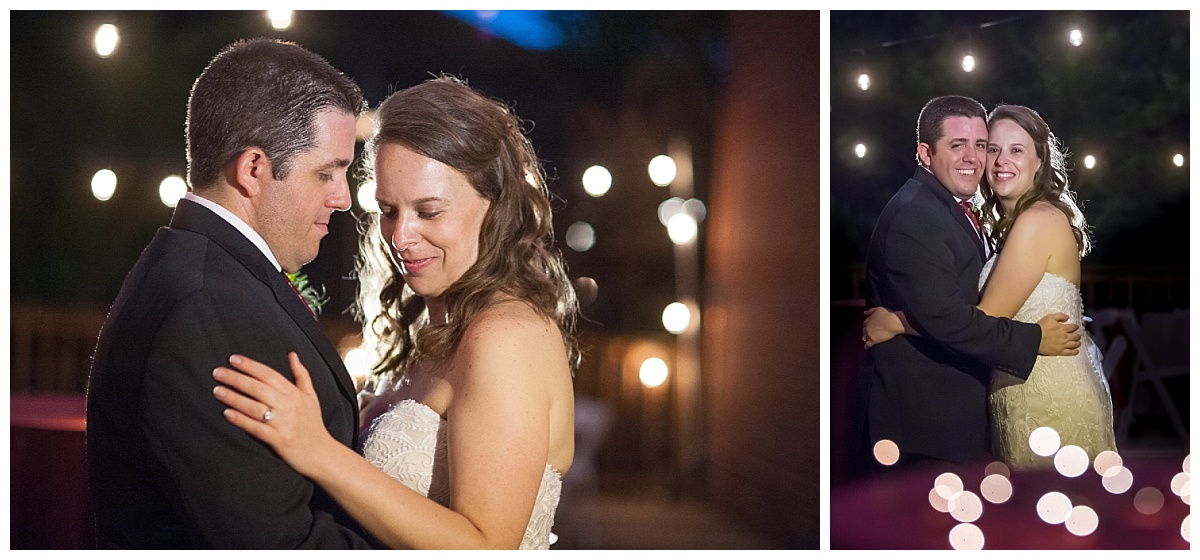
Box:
[986,118,1042,209]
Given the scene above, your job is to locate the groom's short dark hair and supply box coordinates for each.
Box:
[916,95,986,153]
[186,38,366,190]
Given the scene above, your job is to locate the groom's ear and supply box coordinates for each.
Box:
[230,147,272,198]
[916,142,932,167]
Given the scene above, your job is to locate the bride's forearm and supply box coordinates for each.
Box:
[304,443,498,549]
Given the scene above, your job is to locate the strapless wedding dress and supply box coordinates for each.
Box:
[360,399,562,549]
[981,257,1117,470]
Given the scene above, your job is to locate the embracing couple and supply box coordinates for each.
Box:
[86,39,576,548]
[862,95,1117,471]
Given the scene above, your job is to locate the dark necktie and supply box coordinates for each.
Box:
[959,200,983,240]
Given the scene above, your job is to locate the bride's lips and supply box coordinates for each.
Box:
[401,256,434,273]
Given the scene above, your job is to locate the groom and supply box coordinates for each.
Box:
[87,39,373,548]
[863,95,1081,468]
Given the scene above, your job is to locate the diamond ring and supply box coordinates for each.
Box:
[262,408,274,423]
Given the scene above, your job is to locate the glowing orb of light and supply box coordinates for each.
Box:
[356,180,378,212]
[95,24,119,57]
[928,487,951,512]
[961,55,976,73]
[1029,427,1061,457]
[647,155,677,187]
[1036,491,1073,524]
[934,472,964,500]
[657,197,684,227]
[1184,454,1191,474]
[949,490,983,523]
[582,165,612,197]
[1069,29,1084,47]
[666,213,697,245]
[638,357,668,388]
[661,302,691,334]
[949,523,985,550]
[342,347,372,380]
[1065,505,1099,536]
[1102,466,1134,494]
[980,473,1013,504]
[984,461,1011,479]
[858,73,871,90]
[855,144,867,158]
[1170,472,1190,496]
[1174,154,1185,167]
[565,221,597,252]
[1094,450,1123,476]
[1182,514,1191,543]
[91,169,117,201]
[159,175,188,208]
[1084,155,1096,169]
[1054,445,1090,477]
[1134,486,1165,515]
[267,10,293,30]
[873,439,899,466]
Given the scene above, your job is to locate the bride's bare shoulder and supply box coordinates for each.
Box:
[1011,201,1070,233]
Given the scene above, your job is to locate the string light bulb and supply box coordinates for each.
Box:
[858,73,870,90]
[1070,29,1084,46]
[962,55,976,73]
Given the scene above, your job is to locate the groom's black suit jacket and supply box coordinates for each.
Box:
[86,198,372,548]
[864,167,1040,464]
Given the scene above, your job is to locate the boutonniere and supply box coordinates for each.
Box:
[285,269,329,315]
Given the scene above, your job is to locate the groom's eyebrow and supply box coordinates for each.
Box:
[319,157,354,170]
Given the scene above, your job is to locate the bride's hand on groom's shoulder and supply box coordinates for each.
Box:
[862,307,905,348]
[212,353,340,476]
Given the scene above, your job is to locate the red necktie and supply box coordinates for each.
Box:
[959,200,983,239]
[283,272,314,316]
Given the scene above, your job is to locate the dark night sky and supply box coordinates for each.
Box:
[830,11,1190,272]
[8,10,729,334]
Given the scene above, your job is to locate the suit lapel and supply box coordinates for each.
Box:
[169,199,360,418]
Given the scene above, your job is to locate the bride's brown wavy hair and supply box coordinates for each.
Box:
[354,76,579,389]
[979,104,1092,257]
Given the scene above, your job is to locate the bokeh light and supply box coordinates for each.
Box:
[1069,29,1084,46]
[648,154,676,187]
[94,24,119,57]
[356,180,378,212]
[1170,472,1190,496]
[91,169,117,201]
[1102,466,1134,494]
[1084,155,1096,169]
[158,175,187,208]
[928,487,950,512]
[1094,450,1123,476]
[1054,445,1089,477]
[565,221,597,252]
[342,347,371,380]
[1173,153,1185,167]
[638,357,668,388]
[855,143,867,158]
[658,197,684,227]
[934,472,964,500]
[980,473,1013,504]
[1134,486,1165,515]
[667,213,697,245]
[1029,426,1061,457]
[1182,514,1191,542]
[1065,505,1098,536]
[682,198,706,222]
[267,10,293,30]
[961,54,976,72]
[949,490,983,523]
[662,302,691,334]
[948,523,984,550]
[984,461,1011,479]
[857,73,870,90]
[582,165,612,197]
[1037,492,1072,524]
[873,439,899,466]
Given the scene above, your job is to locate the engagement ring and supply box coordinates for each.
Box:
[262,408,274,423]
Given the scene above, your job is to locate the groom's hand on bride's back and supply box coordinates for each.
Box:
[1036,312,1081,356]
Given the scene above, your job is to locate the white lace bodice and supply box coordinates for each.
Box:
[979,256,1116,469]
[359,399,562,549]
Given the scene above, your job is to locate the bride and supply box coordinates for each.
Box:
[211,76,578,548]
[865,104,1116,469]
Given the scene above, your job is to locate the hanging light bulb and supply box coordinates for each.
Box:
[1070,29,1084,46]
[857,73,870,91]
[962,55,976,73]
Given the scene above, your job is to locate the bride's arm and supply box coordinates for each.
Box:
[977,204,1062,319]
[212,308,559,549]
